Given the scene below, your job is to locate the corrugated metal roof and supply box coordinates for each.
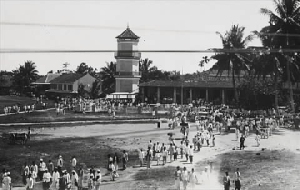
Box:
[50,73,83,84]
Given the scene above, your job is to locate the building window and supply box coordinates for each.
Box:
[58,84,62,90]
[64,85,67,90]
[68,85,73,91]
[50,84,57,90]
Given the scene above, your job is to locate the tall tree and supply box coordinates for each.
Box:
[139,58,157,83]
[100,61,116,95]
[75,62,96,76]
[260,0,300,113]
[13,61,38,94]
[210,25,253,104]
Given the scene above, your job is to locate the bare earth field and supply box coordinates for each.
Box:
[1,120,300,190]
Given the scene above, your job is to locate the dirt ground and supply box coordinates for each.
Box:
[1,122,300,190]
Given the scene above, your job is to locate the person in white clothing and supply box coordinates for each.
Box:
[94,170,102,190]
[43,169,51,190]
[71,156,77,169]
[181,167,189,190]
[51,168,60,190]
[174,166,181,190]
[39,159,47,181]
[2,172,11,190]
[25,173,34,190]
[71,170,79,190]
[188,168,198,189]
[57,155,64,174]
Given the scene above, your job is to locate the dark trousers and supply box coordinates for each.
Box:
[235,180,241,190]
[240,142,245,150]
[189,155,193,163]
[180,148,183,158]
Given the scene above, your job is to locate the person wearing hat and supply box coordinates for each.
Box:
[94,169,101,190]
[2,171,11,190]
[42,169,51,190]
[39,158,47,181]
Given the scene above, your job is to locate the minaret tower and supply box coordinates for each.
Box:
[115,25,141,93]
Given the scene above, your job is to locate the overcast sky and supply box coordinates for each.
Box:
[0,0,274,75]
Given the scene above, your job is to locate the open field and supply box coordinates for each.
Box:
[0,109,158,124]
[1,120,300,190]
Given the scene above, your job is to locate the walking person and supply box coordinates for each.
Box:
[189,145,194,164]
[234,168,241,190]
[174,166,181,190]
[255,133,261,147]
[25,173,34,190]
[188,168,198,190]
[212,135,216,147]
[223,171,230,190]
[185,143,189,162]
[122,150,128,170]
[70,170,78,190]
[181,167,189,190]
[180,141,184,159]
[94,170,101,190]
[51,167,60,190]
[169,143,174,163]
[240,135,245,150]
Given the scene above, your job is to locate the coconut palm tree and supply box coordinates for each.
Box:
[13,60,38,94]
[139,58,156,83]
[100,61,116,95]
[260,0,300,113]
[210,25,253,104]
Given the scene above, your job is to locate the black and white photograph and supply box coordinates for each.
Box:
[0,0,300,189]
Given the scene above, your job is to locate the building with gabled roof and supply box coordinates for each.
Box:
[31,73,61,96]
[46,73,96,99]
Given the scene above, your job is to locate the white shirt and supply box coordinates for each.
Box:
[189,148,194,156]
[43,172,51,182]
[71,158,77,167]
[40,162,47,171]
[52,171,60,182]
[181,171,189,181]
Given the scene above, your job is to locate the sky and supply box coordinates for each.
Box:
[0,0,275,75]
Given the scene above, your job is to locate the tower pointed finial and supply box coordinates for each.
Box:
[127,22,130,29]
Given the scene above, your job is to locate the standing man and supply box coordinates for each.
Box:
[57,155,64,174]
[234,168,241,190]
[122,150,128,170]
[113,153,120,171]
[174,166,181,190]
[42,169,51,190]
[240,135,245,150]
[71,156,77,170]
[138,149,144,167]
[223,171,230,190]
[48,160,54,175]
[39,158,47,181]
[189,145,194,164]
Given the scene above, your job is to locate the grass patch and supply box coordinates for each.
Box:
[0,95,55,114]
[0,109,158,124]
[197,149,300,190]
[0,136,139,186]
[134,166,176,189]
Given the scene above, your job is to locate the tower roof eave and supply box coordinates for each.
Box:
[116,27,140,40]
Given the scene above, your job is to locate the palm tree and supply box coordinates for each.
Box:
[100,61,116,95]
[260,0,300,113]
[139,58,156,83]
[13,60,38,94]
[210,25,253,104]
